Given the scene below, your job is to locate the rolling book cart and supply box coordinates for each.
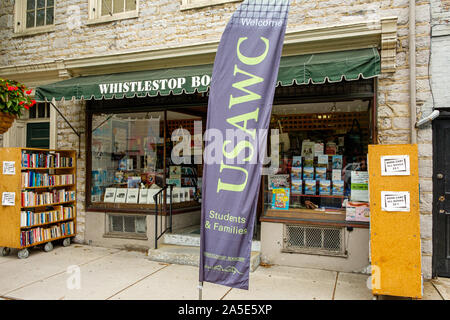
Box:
[0,148,77,259]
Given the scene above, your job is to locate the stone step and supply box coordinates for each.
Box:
[163,233,261,252]
[147,244,261,272]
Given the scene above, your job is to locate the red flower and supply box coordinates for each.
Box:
[31,99,36,106]
[24,105,30,110]
[19,101,24,105]
[26,90,32,94]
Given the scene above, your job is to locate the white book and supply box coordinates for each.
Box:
[126,188,139,204]
[104,188,117,203]
[171,188,180,203]
[138,189,148,204]
[147,189,161,204]
[332,169,342,181]
[182,187,190,201]
[176,188,185,202]
[114,188,128,203]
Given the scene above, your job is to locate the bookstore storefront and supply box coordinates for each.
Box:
[36,48,380,269]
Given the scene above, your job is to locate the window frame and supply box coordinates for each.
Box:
[180,0,242,11]
[105,213,148,239]
[87,0,140,25]
[14,0,56,36]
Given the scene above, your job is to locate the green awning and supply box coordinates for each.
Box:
[35,48,380,102]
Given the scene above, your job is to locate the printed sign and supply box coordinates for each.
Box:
[381,155,410,176]
[2,192,15,206]
[381,191,410,212]
[2,161,15,175]
[351,171,369,202]
[199,0,290,290]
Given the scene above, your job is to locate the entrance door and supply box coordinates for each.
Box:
[26,122,50,149]
[433,113,450,277]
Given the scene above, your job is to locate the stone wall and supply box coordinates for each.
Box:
[0,1,436,278]
[54,100,86,243]
[0,1,424,65]
[431,0,450,109]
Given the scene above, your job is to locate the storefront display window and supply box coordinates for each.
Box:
[88,109,204,213]
[91,112,165,205]
[262,100,371,224]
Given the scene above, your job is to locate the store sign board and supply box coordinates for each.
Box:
[199,0,290,290]
[381,191,410,212]
[381,155,410,176]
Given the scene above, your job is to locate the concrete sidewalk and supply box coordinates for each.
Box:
[0,244,447,300]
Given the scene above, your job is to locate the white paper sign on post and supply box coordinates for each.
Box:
[381,155,410,176]
[2,192,15,206]
[381,191,410,212]
[2,161,15,175]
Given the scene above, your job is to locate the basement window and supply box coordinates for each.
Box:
[106,214,147,238]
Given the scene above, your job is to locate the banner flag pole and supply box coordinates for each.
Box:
[199,0,290,291]
[198,281,203,300]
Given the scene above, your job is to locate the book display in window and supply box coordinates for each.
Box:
[0,148,77,259]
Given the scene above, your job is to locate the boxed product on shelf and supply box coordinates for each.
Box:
[271,188,290,210]
[332,180,345,195]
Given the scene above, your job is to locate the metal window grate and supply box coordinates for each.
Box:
[283,225,346,257]
[108,214,146,235]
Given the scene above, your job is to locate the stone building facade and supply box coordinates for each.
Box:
[0,0,438,279]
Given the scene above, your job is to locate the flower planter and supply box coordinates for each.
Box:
[0,112,16,134]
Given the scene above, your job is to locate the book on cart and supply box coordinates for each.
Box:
[0,148,77,259]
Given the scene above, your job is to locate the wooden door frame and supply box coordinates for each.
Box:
[432,109,450,278]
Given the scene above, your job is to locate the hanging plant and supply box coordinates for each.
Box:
[0,78,36,134]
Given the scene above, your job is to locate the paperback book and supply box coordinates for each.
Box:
[268,174,290,190]
[114,188,128,203]
[319,180,331,195]
[301,141,315,157]
[304,155,314,167]
[291,179,302,195]
[104,188,117,203]
[292,156,302,168]
[332,155,343,169]
[126,188,139,204]
[291,167,302,180]
[139,189,149,204]
[271,188,290,210]
[315,167,327,180]
[303,167,314,180]
[304,180,317,195]
[332,169,342,181]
